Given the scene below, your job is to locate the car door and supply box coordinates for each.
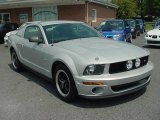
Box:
[124,21,131,39]
[18,25,49,74]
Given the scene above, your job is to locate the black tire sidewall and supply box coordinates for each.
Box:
[11,50,23,72]
[53,64,77,102]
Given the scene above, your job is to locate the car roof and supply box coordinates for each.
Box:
[34,21,84,26]
[105,19,124,21]
[126,19,134,21]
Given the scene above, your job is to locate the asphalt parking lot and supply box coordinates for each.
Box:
[0,35,160,120]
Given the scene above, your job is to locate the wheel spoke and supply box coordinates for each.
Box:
[56,70,70,96]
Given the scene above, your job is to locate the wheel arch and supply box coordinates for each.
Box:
[10,46,15,53]
[51,58,78,81]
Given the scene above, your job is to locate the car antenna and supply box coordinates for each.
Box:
[51,35,54,46]
[51,40,54,46]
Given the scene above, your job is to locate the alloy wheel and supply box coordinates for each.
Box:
[56,70,70,97]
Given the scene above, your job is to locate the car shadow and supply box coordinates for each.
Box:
[143,45,160,49]
[8,64,58,98]
[9,64,147,108]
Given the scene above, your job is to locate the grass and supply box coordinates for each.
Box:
[145,19,157,31]
[145,22,155,31]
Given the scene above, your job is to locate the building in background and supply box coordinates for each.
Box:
[0,0,118,26]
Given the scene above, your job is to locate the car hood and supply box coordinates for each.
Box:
[55,37,149,64]
[147,28,160,35]
[102,30,124,37]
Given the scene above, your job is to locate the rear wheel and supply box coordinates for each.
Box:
[137,31,141,36]
[53,64,77,102]
[11,50,23,72]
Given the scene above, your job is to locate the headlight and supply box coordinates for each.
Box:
[131,28,134,32]
[126,60,133,70]
[145,34,149,37]
[113,34,123,40]
[135,58,141,68]
[83,64,105,75]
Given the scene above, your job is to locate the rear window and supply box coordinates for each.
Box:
[98,20,125,30]
[127,20,135,27]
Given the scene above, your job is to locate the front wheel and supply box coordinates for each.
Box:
[11,50,23,72]
[126,34,132,43]
[53,64,77,102]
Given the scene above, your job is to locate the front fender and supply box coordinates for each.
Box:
[51,54,79,77]
[9,41,20,59]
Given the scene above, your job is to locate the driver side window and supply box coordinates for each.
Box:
[24,26,43,41]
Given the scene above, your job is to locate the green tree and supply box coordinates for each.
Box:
[143,0,160,17]
[113,0,138,19]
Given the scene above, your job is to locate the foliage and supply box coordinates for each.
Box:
[143,0,160,17]
[113,0,137,19]
[112,0,160,19]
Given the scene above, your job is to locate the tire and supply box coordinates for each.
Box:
[126,34,132,43]
[53,64,77,102]
[137,31,141,36]
[132,34,136,39]
[11,50,23,72]
[127,38,132,43]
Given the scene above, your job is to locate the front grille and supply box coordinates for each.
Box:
[111,76,150,92]
[109,56,149,74]
[152,35,157,38]
[147,40,160,44]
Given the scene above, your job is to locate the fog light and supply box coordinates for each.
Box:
[83,82,104,85]
[126,60,133,70]
[135,58,141,68]
[92,87,104,94]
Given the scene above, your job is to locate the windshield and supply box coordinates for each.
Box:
[98,20,125,31]
[127,20,135,28]
[43,23,102,44]
[136,19,143,24]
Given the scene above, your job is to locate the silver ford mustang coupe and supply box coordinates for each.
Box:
[8,21,153,102]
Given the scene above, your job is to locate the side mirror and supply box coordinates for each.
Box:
[29,37,43,43]
[94,27,100,30]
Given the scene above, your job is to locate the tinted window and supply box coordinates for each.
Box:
[98,20,125,30]
[43,23,101,44]
[10,24,19,30]
[24,26,43,40]
[136,19,143,24]
[126,20,135,28]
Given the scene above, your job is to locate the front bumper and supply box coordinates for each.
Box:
[144,37,160,46]
[75,61,153,98]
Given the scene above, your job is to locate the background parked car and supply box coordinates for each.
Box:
[145,26,160,46]
[153,19,160,29]
[136,19,145,33]
[4,30,17,46]
[4,22,33,47]
[0,23,19,44]
[96,19,132,43]
[126,19,141,39]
